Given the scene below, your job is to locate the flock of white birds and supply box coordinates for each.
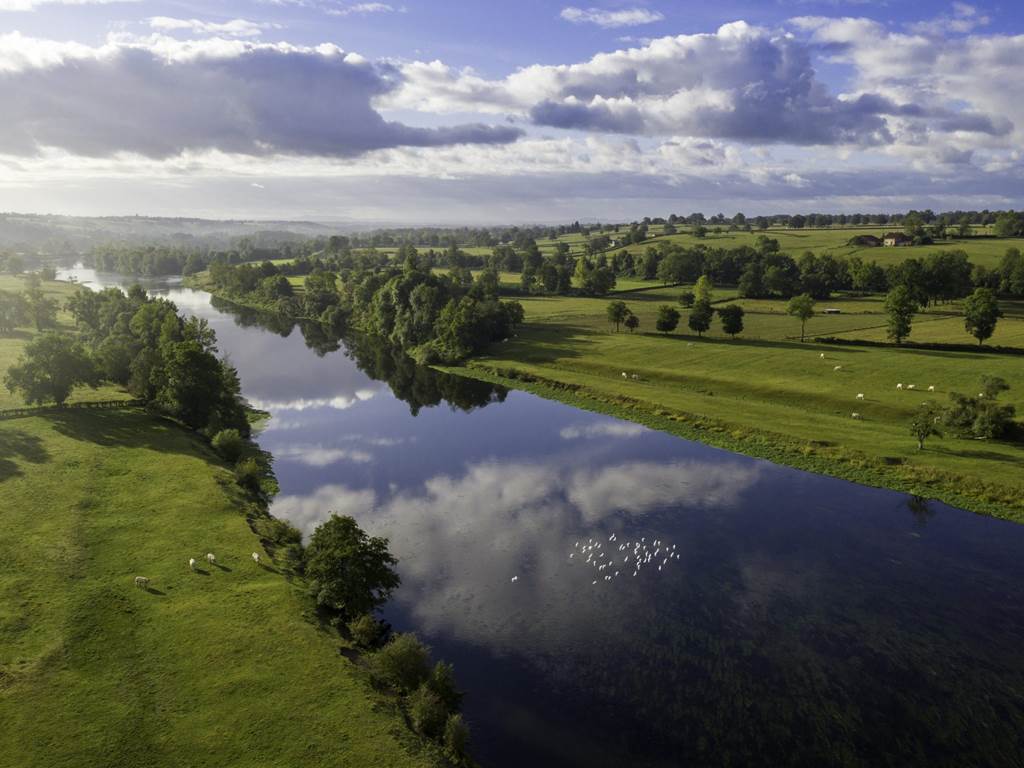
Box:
[570,533,680,584]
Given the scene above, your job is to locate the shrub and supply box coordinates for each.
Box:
[211,428,245,463]
[234,457,263,494]
[348,613,384,649]
[408,683,448,739]
[443,714,471,764]
[426,660,463,713]
[369,633,430,693]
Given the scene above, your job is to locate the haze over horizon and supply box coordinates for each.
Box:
[1,0,1022,223]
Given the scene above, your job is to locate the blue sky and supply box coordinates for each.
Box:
[1,0,1022,222]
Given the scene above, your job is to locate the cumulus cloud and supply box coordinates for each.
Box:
[147,17,277,38]
[0,0,135,10]
[0,33,522,158]
[560,7,664,28]
[907,2,990,36]
[275,444,374,466]
[327,2,398,16]
[560,421,647,440]
[247,388,376,412]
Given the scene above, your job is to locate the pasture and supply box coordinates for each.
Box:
[458,289,1024,519]
[0,409,442,768]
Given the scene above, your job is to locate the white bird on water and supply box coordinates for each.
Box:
[510,576,518,582]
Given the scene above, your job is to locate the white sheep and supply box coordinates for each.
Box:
[907,384,916,390]
[978,393,985,399]
[856,393,865,400]
[630,374,639,380]
[206,553,216,565]
[621,372,628,379]
[134,576,150,589]
[928,385,935,392]
[851,412,862,420]
[833,365,843,371]
[188,557,197,571]
[896,383,903,390]
[820,353,825,359]
[251,551,261,564]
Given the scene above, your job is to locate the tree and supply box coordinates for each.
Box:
[786,294,816,342]
[717,304,745,338]
[694,274,714,304]
[156,340,225,431]
[687,300,713,337]
[4,333,99,406]
[884,285,918,344]
[305,514,400,619]
[23,278,58,330]
[443,714,471,764]
[993,212,1023,238]
[655,305,680,335]
[408,684,448,738]
[369,633,430,693]
[0,290,28,334]
[962,287,1002,345]
[606,300,629,332]
[678,290,695,308]
[910,402,943,450]
[624,313,639,333]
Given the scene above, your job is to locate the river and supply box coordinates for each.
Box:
[58,266,1024,767]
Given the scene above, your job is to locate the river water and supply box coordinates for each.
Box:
[59,266,1024,767]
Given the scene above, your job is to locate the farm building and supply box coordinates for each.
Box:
[883,232,912,246]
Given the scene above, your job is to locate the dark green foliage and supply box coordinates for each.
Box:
[606,300,629,331]
[443,714,471,764]
[408,684,448,738]
[678,291,695,308]
[884,286,918,344]
[426,661,463,714]
[786,294,815,342]
[961,287,1002,345]
[624,313,639,333]
[305,514,400,620]
[233,457,264,495]
[0,290,28,333]
[4,333,99,406]
[348,613,384,649]
[655,305,680,335]
[717,304,745,338]
[369,633,431,693]
[687,300,713,337]
[944,377,1016,439]
[211,428,245,463]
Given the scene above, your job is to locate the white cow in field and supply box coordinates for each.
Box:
[188,557,197,571]
[206,553,216,565]
[896,383,903,390]
[621,372,628,379]
[856,393,865,400]
[251,552,261,565]
[928,385,935,392]
[820,353,825,359]
[134,576,150,589]
[630,374,639,380]
[833,365,843,372]
[907,384,916,390]
[851,412,862,420]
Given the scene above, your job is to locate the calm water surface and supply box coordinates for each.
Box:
[61,266,1024,767]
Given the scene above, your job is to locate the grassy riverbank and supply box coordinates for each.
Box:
[442,289,1024,522]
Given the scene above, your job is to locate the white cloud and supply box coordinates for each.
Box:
[328,2,397,16]
[248,388,376,412]
[0,33,521,158]
[907,2,990,36]
[148,17,277,39]
[275,444,374,466]
[0,0,135,10]
[560,421,647,440]
[560,7,664,29]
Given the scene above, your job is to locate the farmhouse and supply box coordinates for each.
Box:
[883,232,912,246]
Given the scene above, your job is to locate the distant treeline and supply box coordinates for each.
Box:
[84,237,322,277]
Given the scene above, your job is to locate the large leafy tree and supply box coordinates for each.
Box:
[717,304,745,338]
[786,294,816,342]
[606,300,629,332]
[4,333,99,406]
[687,300,714,337]
[885,286,918,344]
[655,305,680,335]
[306,514,400,619]
[962,287,1002,345]
[0,290,28,334]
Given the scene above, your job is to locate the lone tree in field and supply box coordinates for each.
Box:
[717,304,745,338]
[786,294,816,342]
[624,312,639,333]
[687,300,714,337]
[606,300,629,332]
[885,285,918,344]
[694,275,714,304]
[909,402,943,450]
[656,305,680,335]
[962,287,1002,345]
[0,290,28,334]
[4,333,99,406]
[305,513,400,620]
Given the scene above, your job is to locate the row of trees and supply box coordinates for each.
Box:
[911,377,1017,449]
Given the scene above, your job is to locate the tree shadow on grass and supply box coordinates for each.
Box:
[0,428,50,482]
[192,568,211,576]
[145,587,167,596]
[45,408,218,462]
[259,562,281,574]
[212,562,232,572]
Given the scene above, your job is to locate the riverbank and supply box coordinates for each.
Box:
[440,292,1024,523]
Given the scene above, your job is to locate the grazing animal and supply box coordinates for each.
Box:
[631,374,639,380]
[851,412,862,420]
[907,384,916,390]
[251,551,261,564]
[188,557,196,571]
[206,553,216,565]
[856,393,865,400]
[621,372,628,379]
[896,383,903,390]
[978,393,985,398]
[820,353,825,359]
[928,385,935,392]
[833,365,842,371]
[134,576,149,589]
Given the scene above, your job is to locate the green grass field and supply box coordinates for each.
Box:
[454,289,1024,520]
[0,409,441,768]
